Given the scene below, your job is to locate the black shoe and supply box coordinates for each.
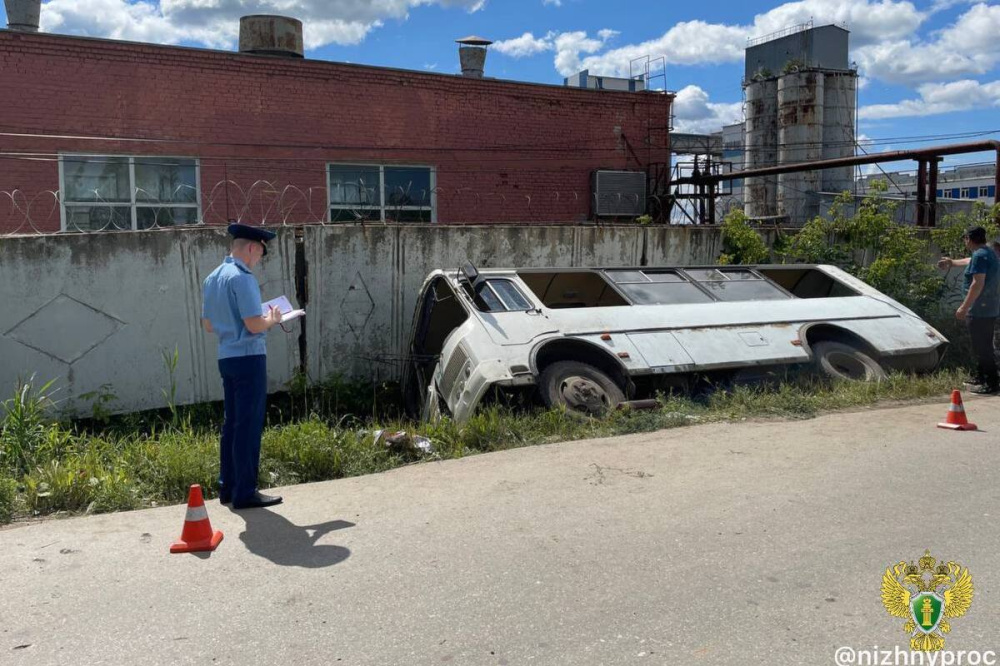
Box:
[218,493,232,505]
[232,491,283,510]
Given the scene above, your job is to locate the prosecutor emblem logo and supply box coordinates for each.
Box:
[881,551,974,652]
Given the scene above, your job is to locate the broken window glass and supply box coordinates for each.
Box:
[616,282,713,305]
[474,279,532,312]
[696,279,790,302]
[518,272,629,309]
[681,267,790,301]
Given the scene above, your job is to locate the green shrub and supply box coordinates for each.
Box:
[262,419,344,484]
[719,209,771,265]
[1,376,59,476]
[0,363,965,523]
[0,477,16,524]
[23,460,97,514]
[455,407,524,452]
[122,430,219,503]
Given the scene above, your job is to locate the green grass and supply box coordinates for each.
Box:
[0,369,966,525]
[0,477,16,524]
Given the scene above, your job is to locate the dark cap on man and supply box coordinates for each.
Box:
[227,223,276,255]
[964,226,987,244]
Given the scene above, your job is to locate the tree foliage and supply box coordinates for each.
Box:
[719,209,771,265]
[717,185,1000,366]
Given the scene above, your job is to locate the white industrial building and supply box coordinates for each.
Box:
[742,24,857,223]
[713,24,858,225]
[858,164,997,206]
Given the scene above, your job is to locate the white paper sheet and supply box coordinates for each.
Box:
[262,296,305,323]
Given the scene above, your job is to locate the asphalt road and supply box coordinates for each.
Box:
[3,398,1000,665]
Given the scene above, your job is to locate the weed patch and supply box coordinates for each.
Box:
[0,369,967,523]
[0,477,16,524]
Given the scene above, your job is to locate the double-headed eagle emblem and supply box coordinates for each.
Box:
[881,550,974,651]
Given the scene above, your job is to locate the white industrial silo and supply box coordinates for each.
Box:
[740,24,856,225]
[743,78,779,217]
[777,70,825,223]
[821,71,858,194]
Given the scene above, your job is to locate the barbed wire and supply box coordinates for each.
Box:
[4,178,989,236]
[0,179,672,236]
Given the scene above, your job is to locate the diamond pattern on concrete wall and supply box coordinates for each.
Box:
[4,295,125,364]
[338,272,376,342]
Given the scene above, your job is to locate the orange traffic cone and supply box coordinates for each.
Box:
[170,484,224,554]
[937,390,978,431]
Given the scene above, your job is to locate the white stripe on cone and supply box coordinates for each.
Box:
[949,403,966,413]
[185,505,209,522]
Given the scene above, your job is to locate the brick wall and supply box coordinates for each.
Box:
[0,31,672,233]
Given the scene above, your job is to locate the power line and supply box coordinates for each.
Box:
[2,126,999,157]
[0,128,647,155]
[0,152,632,175]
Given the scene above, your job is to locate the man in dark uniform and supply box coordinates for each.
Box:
[201,223,284,509]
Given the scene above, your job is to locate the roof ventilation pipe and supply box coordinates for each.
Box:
[456,36,493,78]
[4,0,41,32]
[239,15,304,58]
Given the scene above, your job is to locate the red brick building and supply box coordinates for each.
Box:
[0,29,672,234]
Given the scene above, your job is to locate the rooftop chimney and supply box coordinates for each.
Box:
[4,0,40,32]
[239,15,304,58]
[456,36,492,78]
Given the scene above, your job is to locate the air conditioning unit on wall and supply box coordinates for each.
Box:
[592,170,647,217]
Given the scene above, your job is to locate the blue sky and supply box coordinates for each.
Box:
[5,0,1000,169]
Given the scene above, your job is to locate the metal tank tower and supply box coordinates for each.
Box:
[742,24,857,224]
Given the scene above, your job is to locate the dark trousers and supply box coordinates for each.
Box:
[968,317,998,389]
[218,355,267,503]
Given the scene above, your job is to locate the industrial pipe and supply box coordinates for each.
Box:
[675,140,1000,185]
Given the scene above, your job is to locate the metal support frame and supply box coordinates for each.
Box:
[928,157,940,228]
[706,154,715,226]
[995,152,1000,211]
[916,160,927,227]
[673,140,1000,226]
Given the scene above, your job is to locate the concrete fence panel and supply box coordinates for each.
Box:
[2,224,729,415]
[0,228,299,416]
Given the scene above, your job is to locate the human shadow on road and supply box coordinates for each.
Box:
[234,508,355,568]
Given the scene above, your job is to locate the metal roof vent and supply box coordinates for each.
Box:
[4,0,41,32]
[239,15,304,58]
[456,35,492,78]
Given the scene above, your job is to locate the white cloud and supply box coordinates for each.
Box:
[585,0,922,75]
[929,0,977,10]
[493,0,925,78]
[853,39,988,85]
[746,0,923,46]
[553,31,609,75]
[860,79,1000,119]
[672,85,743,134]
[543,0,562,5]
[492,31,555,57]
[568,20,746,76]
[492,29,619,75]
[39,0,486,49]
[853,3,1000,84]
